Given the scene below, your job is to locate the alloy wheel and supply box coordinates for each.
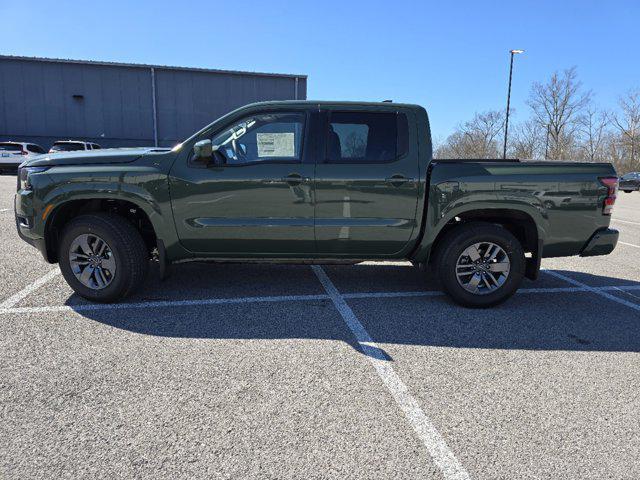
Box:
[68,234,117,290]
[455,242,510,295]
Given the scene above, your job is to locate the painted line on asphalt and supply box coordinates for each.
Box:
[0,208,9,212]
[612,218,640,226]
[0,268,61,309]
[311,265,471,480]
[545,271,640,312]
[0,293,329,315]
[613,286,640,301]
[2,283,640,315]
[619,241,640,249]
[343,290,443,299]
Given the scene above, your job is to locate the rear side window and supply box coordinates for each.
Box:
[91,144,101,149]
[326,112,399,163]
[397,113,409,158]
[0,143,21,152]
[51,142,85,152]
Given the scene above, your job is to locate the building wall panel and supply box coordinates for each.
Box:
[0,56,305,149]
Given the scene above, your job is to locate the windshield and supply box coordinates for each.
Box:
[0,143,22,152]
[50,143,85,152]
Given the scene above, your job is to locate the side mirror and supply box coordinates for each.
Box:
[192,139,213,162]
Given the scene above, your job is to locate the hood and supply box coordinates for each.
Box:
[23,147,165,168]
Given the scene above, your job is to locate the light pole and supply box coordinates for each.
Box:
[503,49,524,159]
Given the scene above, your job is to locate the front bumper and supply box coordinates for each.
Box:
[15,215,48,258]
[579,228,619,257]
[14,191,51,262]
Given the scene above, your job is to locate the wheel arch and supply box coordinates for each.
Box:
[415,206,544,280]
[44,197,158,263]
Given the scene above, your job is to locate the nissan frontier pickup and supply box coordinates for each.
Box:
[15,101,619,307]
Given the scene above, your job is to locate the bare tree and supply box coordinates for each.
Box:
[577,106,609,162]
[609,89,640,171]
[527,67,591,160]
[435,110,505,159]
[509,120,544,159]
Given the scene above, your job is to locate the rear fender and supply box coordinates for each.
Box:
[411,201,547,265]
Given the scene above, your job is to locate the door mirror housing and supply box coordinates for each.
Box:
[192,139,213,163]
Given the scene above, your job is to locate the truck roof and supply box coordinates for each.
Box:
[242,100,423,109]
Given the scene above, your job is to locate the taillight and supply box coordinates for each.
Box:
[599,177,618,215]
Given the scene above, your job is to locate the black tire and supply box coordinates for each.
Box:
[623,190,633,193]
[58,213,148,302]
[434,222,525,308]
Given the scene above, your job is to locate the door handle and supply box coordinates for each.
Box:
[281,174,310,185]
[385,175,412,187]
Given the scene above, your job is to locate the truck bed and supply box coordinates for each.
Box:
[419,159,617,259]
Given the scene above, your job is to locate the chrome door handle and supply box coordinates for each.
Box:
[281,174,310,185]
[385,175,412,187]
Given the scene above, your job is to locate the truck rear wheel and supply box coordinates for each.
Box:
[58,213,148,303]
[434,222,525,308]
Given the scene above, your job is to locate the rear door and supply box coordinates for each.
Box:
[314,107,421,256]
[169,107,317,255]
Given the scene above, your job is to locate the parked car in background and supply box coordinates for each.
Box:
[0,141,46,172]
[49,141,101,153]
[619,172,640,192]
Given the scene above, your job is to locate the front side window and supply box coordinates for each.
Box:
[326,112,398,163]
[27,145,45,153]
[209,112,305,166]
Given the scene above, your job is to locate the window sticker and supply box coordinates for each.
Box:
[257,132,295,157]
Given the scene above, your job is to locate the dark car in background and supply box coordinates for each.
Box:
[619,172,640,193]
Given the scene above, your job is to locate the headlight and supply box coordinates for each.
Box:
[18,166,49,191]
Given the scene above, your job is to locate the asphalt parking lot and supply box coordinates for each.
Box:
[1,174,639,479]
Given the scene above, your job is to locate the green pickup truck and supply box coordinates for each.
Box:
[15,101,619,307]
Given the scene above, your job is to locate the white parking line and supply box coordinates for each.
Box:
[311,265,471,480]
[0,293,328,315]
[619,241,640,249]
[0,268,61,309]
[1,283,640,315]
[612,218,640,226]
[614,287,640,301]
[545,271,640,312]
[0,208,9,213]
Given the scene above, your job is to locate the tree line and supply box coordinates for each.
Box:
[434,67,640,174]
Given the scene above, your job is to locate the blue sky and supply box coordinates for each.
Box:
[1,0,638,139]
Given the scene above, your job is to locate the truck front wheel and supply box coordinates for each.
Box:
[58,213,149,303]
[435,222,525,308]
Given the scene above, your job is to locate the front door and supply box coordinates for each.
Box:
[169,109,315,255]
[314,108,421,256]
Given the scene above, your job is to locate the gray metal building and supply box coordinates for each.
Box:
[0,55,307,149]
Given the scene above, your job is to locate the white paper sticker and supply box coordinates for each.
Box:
[257,132,295,157]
